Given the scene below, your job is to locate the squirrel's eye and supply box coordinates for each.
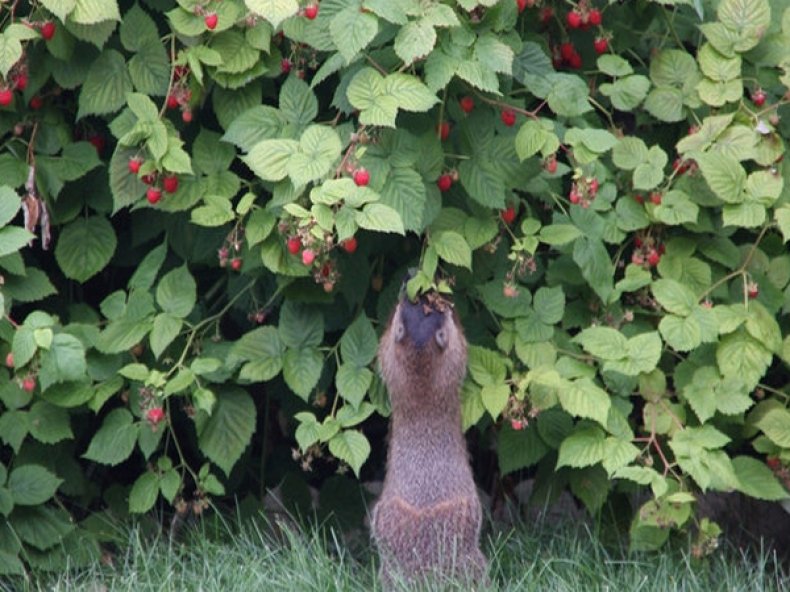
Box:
[435,328,448,349]
[394,323,405,342]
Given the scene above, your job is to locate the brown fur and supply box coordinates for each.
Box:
[372,296,487,588]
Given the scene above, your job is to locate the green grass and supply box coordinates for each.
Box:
[11,512,789,592]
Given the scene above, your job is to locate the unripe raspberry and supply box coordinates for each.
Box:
[230,257,242,271]
[22,376,36,393]
[5,352,13,368]
[302,249,316,266]
[146,407,165,425]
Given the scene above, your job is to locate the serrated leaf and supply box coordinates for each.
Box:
[328,429,370,477]
[336,363,373,408]
[283,347,323,401]
[497,424,548,475]
[286,125,342,186]
[150,314,182,359]
[557,426,606,469]
[558,379,610,426]
[431,231,471,269]
[54,216,116,283]
[0,227,34,259]
[245,0,299,28]
[82,408,139,466]
[481,383,509,418]
[330,6,378,63]
[243,139,300,182]
[753,407,790,447]
[146,265,189,320]
[340,316,378,367]
[7,465,62,506]
[78,49,133,119]
[0,34,23,79]
[197,387,256,476]
[71,0,120,24]
[732,456,788,501]
[394,19,436,66]
[695,152,746,203]
[38,334,87,391]
[129,472,159,513]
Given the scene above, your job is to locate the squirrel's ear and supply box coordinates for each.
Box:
[435,327,448,349]
[394,321,405,343]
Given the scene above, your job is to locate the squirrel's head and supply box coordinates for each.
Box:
[378,294,468,402]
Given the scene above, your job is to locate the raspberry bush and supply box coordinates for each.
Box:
[0,0,789,575]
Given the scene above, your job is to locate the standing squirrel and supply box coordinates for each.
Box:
[372,292,487,588]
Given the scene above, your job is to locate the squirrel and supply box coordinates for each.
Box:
[371,291,487,588]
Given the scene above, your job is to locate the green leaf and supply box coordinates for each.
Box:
[546,74,591,117]
[156,266,197,318]
[468,346,507,386]
[283,347,323,401]
[71,0,120,24]
[557,426,606,469]
[654,190,699,225]
[278,302,323,349]
[613,137,648,170]
[245,0,299,28]
[431,231,471,269]
[574,327,627,360]
[514,120,548,161]
[347,68,438,128]
[394,19,436,66]
[150,313,182,359]
[129,472,159,513]
[10,505,74,551]
[0,227,34,258]
[82,408,139,466]
[197,387,256,476]
[497,424,548,475]
[652,279,697,316]
[533,286,565,325]
[286,125,342,186]
[644,87,685,122]
[330,6,378,63]
[223,106,286,152]
[355,203,406,234]
[38,334,88,390]
[336,363,373,408]
[7,465,62,506]
[210,30,260,74]
[605,332,663,376]
[328,429,370,477]
[695,152,746,204]
[55,216,117,283]
[573,237,613,303]
[716,330,771,390]
[481,383,510,418]
[28,402,73,444]
[558,379,611,426]
[732,456,788,501]
[659,314,702,352]
[340,316,378,367]
[0,33,23,79]
[718,0,770,52]
[602,437,640,475]
[232,326,285,382]
[753,407,790,447]
[78,49,133,119]
[243,139,300,182]
[0,186,20,227]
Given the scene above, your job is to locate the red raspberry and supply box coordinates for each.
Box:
[437,174,453,192]
[40,21,56,41]
[544,157,558,174]
[353,168,370,187]
[181,109,193,123]
[302,249,316,266]
[500,206,517,224]
[281,58,292,74]
[587,9,602,26]
[752,89,766,107]
[500,109,516,127]
[459,96,475,113]
[146,407,165,425]
[437,121,450,141]
[650,192,662,205]
[128,158,142,174]
[560,42,576,62]
[341,236,358,254]
[646,249,661,266]
[230,258,242,271]
[166,94,179,109]
[593,37,608,54]
[747,282,759,299]
[287,236,301,254]
[204,13,218,30]
[5,352,13,368]
[162,175,179,194]
[566,10,583,29]
[22,376,36,393]
[29,95,43,110]
[304,3,319,19]
[567,52,582,69]
[510,419,524,430]
[146,187,162,204]
[0,88,13,107]
[13,73,28,91]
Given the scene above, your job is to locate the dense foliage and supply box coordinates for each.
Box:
[0,0,789,576]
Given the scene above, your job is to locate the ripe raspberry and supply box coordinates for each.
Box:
[128,158,142,174]
[503,284,518,298]
[560,42,576,62]
[500,206,517,224]
[181,109,193,123]
[587,9,602,26]
[593,37,608,54]
[747,282,759,299]
[631,252,644,266]
[204,13,218,30]
[88,134,105,155]
[230,257,243,271]
[22,376,36,393]
[13,73,28,91]
[766,457,781,470]
[40,21,56,41]
[544,156,558,174]
[567,52,582,69]
[437,121,450,141]
[341,236,358,254]
[0,88,13,107]
[511,419,524,430]
[500,108,516,127]
[516,0,528,12]
[5,352,13,368]
[646,249,661,266]
[281,58,292,74]
[353,168,370,187]
[566,10,583,29]
[752,89,766,107]
[287,236,302,254]
[162,175,179,194]
[304,3,319,19]
[166,94,179,109]
[650,192,662,205]
[146,187,162,204]
[29,95,43,110]
[569,189,581,204]
[459,96,475,113]
[540,6,554,23]
[141,173,156,185]
[302,249,316,266]
[146,407,165,425]
[588,177,599,195]
[634,194,644,204]
[437,174,453,192]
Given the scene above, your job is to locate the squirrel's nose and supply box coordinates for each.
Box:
[398,298,446,348]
